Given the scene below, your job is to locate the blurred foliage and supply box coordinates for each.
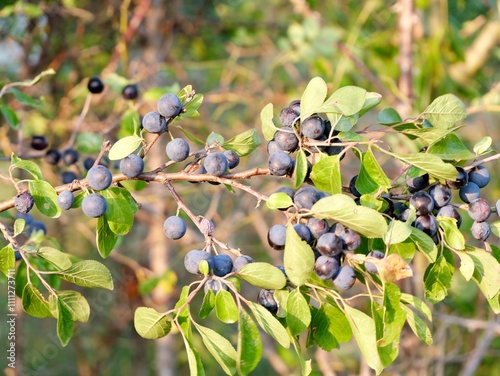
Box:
[0,0,499,375]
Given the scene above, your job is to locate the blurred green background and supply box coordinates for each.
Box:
[1,0,499,375]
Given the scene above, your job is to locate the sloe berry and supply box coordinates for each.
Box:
[82,194,107,218]
[166,138,190,162]
[87,165,112,191]
[87,77,104,94]
[61,148,79,165]
[232,255,254,272]
[428,184,451,208]
[157,93,182,118]
[306,217,329,239]
[333,266,356,290]
[413,214,438,236]
[258,289,278,314]
[410,191,434,215]
[446,167,468,190]
[468,198,491,222]
[184,250,213,275]
[142,111,167,134]
[61,171,78,184]
[314,255,340,280]
[365,250,385,274]
[301,115,325,139]
[471,221,490,241]
[407,173,429,193]
[316,233,344,257]
[468,165,490,188]
[339,228,361,251]
[15,191,34,214]
[267,224,286,250]
[211,254,233,277]
[204,152,228,177]
[293,223,313,244]
[122,84,139,100]
[223,150,240,169]
[204,278,229,294]
[31,136,48,150]
[163,216,187,240]
[267,151,293,176]
[274,127,299,152]
[57,190,74,210]
[120,154,144,178]
[44,149,61,165]
[279,107,299,127]
[459,182,481,204]
[437,205,462,228]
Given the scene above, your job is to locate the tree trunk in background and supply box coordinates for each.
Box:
[143,1,177,375]
[397,0,414,118]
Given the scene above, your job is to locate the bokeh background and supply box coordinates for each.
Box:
[0,0,499,375]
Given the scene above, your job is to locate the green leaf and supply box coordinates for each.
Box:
[199,289,215,319]
[101,187,137,235]
[273,289,289,318]
[284,225,315,286]
[423,94,467,128]
[266,192,293,210]
[465,245,500,299]
[175,286,192,340]
[377,108,402,125]
[473,136,493,156]
[389,241,416,263]
[215,290,238,324]
[22,284,53,318]
[300,77,328,120]
[194,323,238,375]
[260,103,279,141]
[248,301,290,348]
[436,216,465,250]
[176,93,204,122]
[400,293,432,321]
[359,92,382,116]
[13,218,25,237]
[55,290,90,322]
[238,262,286,290]
[454,249,474,281]
[8,88,43,108]
[423,255,453,303]
[96,215,119,258]
[392,152,457,180]
[207,131,224,146]
[323,86,367,116]
[401,126,453,145]
[384,220,412,245]
[491,221,500,238]
[286,288,311,335]
[378,283,406,348]
[356,149,392,194]
[76,132,104,154]
[326,112,356,132]
[400,304,432,345]
[108,135,143,161]
[11,153,43,180]
[182,334,205,376]
[37,246,72,270]
[237,309,262,375]
[222,129,261,157]
[293,149,308,188]
[134,307,172,339]
[0,104,19,129]
[310,155,342,194]
[311,194,388,238]
[311,302,352,351]
[344,305,384,375]
[409,227,438,262]
[0,246,15,277]
[55,297,74,347]
[427,133,475,161]
[57,260,114,290]
[29,180,61,218]
[177,126,205,145]
[119,109,141,137]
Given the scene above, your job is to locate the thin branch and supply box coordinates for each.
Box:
[68,93,92,147]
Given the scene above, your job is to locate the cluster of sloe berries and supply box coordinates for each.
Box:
[262,185,365,313]
[388,165,496,242]
[267,100,344,177]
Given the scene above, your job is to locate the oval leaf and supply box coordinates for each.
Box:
[423,94,467,129]
[260,103,279,141]
[284,225,315,286]
[108,135,143,161]
[29,180,61,218]
[248,301,290,348]
[311,194,388,238]
[134,307,172,339]
[310,155,342,194]
[286,288,311,335]
[238,262,286,290]
[215,290,238,324]
[222,129,261,157]
[194,323,238,375]
[57,260,114,290]
[22,283,54,318]
[37,246,72,270]
[300,77,328,120]
[266,192,293,210]
[238,309,262,375]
